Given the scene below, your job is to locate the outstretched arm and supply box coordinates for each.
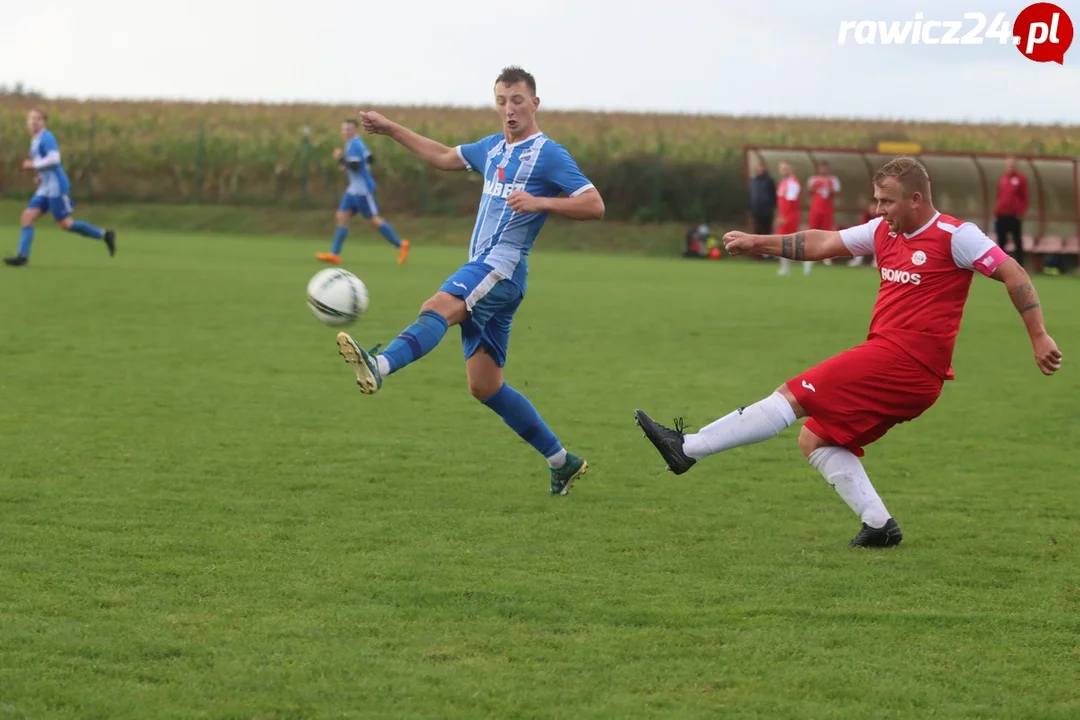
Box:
[990,258,1062,375]
[358,111,463,171]
[723,229,852,261]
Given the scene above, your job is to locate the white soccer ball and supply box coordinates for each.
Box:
[306,268,369,326]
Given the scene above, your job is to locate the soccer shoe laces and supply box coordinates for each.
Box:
[368,342,382,355]
[673,417,688,436]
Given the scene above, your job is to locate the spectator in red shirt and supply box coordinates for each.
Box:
[993,156,1030,268]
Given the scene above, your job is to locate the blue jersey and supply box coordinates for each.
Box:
[345,136,376,195]
[455,131,594,292]
[31,129,71,199]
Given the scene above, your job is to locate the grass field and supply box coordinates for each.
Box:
[1,226,1079,718]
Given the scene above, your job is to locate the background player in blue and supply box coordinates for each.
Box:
[315,118,410,266]
[335,66,605,496]
[4,107,116,267]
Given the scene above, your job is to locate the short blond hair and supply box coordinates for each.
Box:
[873,156,930,198]
[29,106,48,122]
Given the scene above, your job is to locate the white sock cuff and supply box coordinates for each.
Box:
[806,445,843,471]
[760,391,797,429]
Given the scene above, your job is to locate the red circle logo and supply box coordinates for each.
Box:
[1014,2,1074,63]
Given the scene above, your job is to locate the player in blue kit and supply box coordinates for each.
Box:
[335,66,605,496]
[316,118,410,266]
[4,107,116,267]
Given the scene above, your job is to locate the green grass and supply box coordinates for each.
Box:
[0,199,691,256]
[1,226,1078,719]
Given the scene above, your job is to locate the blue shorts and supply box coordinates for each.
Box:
[438,261,523,368]
[27,193,74,221]
[338,192,378,219]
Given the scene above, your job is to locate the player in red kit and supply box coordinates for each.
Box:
[634,157,1061,548]
[807,160,841,266]
[774,162,810,276]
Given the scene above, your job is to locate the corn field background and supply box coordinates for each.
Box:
[1,97,1077,224]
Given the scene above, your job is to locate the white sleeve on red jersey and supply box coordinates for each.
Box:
[949,222,1011,276]
[783,179,800,201]
[831,176,841,192]
[839,216,882,256]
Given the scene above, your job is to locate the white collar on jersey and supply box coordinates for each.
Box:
[500,131,544,149]
[900,211,941,239]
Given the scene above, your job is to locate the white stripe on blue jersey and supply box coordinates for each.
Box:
[345,136,376,195]
[31,130,71,199]
[455,131,594,292]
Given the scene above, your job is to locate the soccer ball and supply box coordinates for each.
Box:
[306,268,369,326]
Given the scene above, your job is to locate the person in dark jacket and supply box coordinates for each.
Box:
[993,155,1029,269]
[748,161,777,235]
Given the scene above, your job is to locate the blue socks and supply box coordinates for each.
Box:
[17,227,34,257]
[380,310,448,373]
[332,223,399,254]
[331,226,348,255]
[482,383,563,460]
[68,220,104,240]
[378,222,402,248]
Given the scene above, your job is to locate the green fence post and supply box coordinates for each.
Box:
[653,134,664,223]
[87,115,95,203]
[195,120,205,204]
[301,125,311,207]
[417,124,428,214]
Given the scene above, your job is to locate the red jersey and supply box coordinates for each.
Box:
[839,212,1010,381]
[993,171,1029,217]
[807,174,840,214]
[777,177,801,223]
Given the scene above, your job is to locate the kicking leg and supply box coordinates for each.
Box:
[337,290,463,394]
[799,425,902,547]
[634,385,801,475]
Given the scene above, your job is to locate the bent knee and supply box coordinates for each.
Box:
[56,217,73,229]
[468,378,500,401]
[797,424,829,458]
[420,292,467,325]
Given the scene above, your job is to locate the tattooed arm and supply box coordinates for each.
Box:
[990,258,1062,375]
[721,229,851,261]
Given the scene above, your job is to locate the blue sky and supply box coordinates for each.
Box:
[1,0,1077,124]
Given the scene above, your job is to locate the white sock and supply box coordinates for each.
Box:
[778,257,791,272]
[376,355,391,377]
[547,448,567,469]
[682,392,797,459]
[807,447,891,528]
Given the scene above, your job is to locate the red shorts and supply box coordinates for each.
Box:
[777,217,800,234]
[809,209,834,231]
[786,338,944,457]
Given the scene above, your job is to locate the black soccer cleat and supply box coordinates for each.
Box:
[103,230,116,257]
[3,255,28,267]
[634,409,697,475]
[849,517,903,548]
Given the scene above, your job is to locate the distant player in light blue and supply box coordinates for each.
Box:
[336,66,606,496]
[316,118,410,266]
[5,107,115,267]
